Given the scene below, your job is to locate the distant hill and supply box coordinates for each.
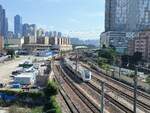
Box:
[70,38,100,47]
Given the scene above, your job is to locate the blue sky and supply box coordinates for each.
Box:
[0,0,105,39]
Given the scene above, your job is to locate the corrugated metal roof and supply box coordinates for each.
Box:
[15,72,35,78]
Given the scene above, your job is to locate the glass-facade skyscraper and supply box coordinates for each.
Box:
[0,5,8,38]
[136,0,150,31]
[14,15,22,38]
[4,18,8,38]
[105,0,150,32]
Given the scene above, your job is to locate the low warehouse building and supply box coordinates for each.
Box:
[14,73,36,85]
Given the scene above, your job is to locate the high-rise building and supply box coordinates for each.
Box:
[37,36,49,45]
[22,23,30,37]
[102,0,150,53]
[105,0,130,31]
[1,9,6,36]
[0,5,8,39]
[49,36,72,51]
[24,36,36,44]
[100,31,127,53]
[14,15,22,38]
[0,35,4,51]
[7,31,14,38]
[7,38,24,49]
[4,18,8,38]
[0,5,3,36]
[23,24,37,45]
[22,23,36,38]
[53,31,57,37]
[58,32,62,37]
[105,0,150,32]
[127,31,150,62]
[45,31,49,37]
[105,0,117,31]
[29,24,36,38]
[37,28,44,38]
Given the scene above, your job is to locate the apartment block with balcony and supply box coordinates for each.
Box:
[49,36,72,51]
[128,31,150,62]
[37,36,49,45]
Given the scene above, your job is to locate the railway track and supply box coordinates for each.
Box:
[81,63,150,101]
[59,89,79,113]
[53,66,80,113]
[87,82,133,113]
[81,64,150,100]
[92,75,150,112]
[55,65,100,113]
[62,64,134,113]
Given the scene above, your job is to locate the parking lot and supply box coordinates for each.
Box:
[0,54,52,90]
[0,56,26,84]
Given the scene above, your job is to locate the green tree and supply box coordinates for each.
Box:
[121,55,130,67]
[97,57,107,67]
[98,48,116,64]
[43,96,61,113]
[109,45,116,51]
[102,44,106,49]
[44,81,58,99]
[132,52,142,65]
[121,52,142,69]
[146,76,150,84]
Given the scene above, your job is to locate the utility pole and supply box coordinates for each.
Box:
[119,55,122,81]
[118,65,121,80]
[101,82,105,113]
[76,49,78,71]
[133,66,138,113]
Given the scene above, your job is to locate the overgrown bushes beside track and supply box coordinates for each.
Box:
[43,81,61,113]
[0,80,62,113]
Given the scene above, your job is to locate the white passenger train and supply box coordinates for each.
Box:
[64,58,91,82]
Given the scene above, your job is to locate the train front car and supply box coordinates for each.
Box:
[82,69,92,82]
[64,58,91,82]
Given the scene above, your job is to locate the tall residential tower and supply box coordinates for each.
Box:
[14,15,22,38]
[105,0,150,32]
[101,0,150,53]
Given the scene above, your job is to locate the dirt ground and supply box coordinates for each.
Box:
[0,57,26,84]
